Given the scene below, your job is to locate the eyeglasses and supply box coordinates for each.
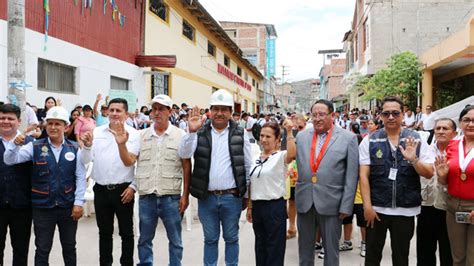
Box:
[381,111,402,118]
[461,118,474,125]
[311,112,329,119]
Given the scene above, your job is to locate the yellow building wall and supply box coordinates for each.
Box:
[144,0,262,111]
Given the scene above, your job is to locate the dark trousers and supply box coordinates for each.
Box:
[417,206,452,266]
[252,198,287,266]
[427,130,435,145]
[94,184,134,266]
[0,207,32,266]
[33,207,77,266]
[365,213,414,266]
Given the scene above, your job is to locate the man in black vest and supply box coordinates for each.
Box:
[0,104,33,266]
[178,90,252,266]
[359,96,434,266]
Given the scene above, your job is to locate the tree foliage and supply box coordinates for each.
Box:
[356,51,422,109]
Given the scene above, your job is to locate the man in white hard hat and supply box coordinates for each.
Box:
[4,106,86,265]
[135,95,191,266]
[178,89,252,266]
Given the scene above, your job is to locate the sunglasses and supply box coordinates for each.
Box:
[381,111,402,118]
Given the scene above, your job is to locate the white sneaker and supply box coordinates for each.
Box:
[318,248,325,259]
[339,241,353,251]
[360,242,366,257]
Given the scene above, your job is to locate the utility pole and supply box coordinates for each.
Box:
[280,65,290,84]
[8,0,28,131]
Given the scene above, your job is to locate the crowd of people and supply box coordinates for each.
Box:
[0,90,473,266]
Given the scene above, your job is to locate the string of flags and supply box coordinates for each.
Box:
[43,0,49,51]
[43,0,127,46]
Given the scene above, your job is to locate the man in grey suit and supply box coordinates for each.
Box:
[295,99,359,266]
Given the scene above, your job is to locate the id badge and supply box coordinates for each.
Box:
[388,168,398,180]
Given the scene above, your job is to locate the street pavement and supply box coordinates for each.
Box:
[4,209,419,265]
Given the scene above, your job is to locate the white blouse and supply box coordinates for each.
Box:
[250,150,288,201]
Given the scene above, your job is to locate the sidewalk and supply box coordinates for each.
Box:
[4,213,417,265]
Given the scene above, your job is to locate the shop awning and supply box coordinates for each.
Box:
[135,55,177,68]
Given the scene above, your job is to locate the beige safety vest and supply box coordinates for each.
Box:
[135,126,184,196]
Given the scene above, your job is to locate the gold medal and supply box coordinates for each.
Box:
[312,175,318,184]
[461,172,467,181]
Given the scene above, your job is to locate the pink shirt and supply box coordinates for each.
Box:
[75,116,96,136]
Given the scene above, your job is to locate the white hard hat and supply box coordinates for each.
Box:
[209,90,234,107]
[150,94,173,108]
[45,106,70,125]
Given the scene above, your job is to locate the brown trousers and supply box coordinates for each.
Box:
[446,195,474,266]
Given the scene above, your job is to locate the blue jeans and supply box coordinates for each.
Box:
[137,194,183,266]
[198,194,242,266]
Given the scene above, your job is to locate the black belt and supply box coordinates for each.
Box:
[208,188,238,195]
[95,182,130,191]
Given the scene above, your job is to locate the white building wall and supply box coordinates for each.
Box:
[0,20,145,111]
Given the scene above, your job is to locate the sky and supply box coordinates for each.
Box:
[199,0,355,82]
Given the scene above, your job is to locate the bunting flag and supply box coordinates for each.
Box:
[119,13,126,27]
[44,0,49,51]
[112,1,118,21]
[103,0,107,14]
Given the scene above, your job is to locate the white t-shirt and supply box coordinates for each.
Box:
[26,105,39,126]
[404,114,415,127]
[246,117,256,139]
[359,132,435,216]
[423,112,438,130]
[250,151,288,200]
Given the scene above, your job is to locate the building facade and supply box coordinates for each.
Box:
[144,0,264,112]
[342,0,474,109]
[420,15,474,109]
[220,21,277,112]
[1,0,147,111]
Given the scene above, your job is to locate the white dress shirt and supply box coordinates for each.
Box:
[81,123,140,189]
[178,123,253,191]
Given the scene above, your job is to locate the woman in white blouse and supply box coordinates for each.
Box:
[247,119,296,266]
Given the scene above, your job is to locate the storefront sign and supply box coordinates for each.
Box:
[217,64,252,91]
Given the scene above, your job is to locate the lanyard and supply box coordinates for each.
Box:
[387,131,402,168]
[310,127,333,175]
[458,138,474,174]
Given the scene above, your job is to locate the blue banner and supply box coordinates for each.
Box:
[266,38,276,78]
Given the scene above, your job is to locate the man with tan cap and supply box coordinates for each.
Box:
[135,95,191,266]
[4,106,86,265]
[179,89,252,266]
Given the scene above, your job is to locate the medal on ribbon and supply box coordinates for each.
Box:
[458,138,474,182]
[309,127,334,184]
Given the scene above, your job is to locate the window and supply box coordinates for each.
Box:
[207,41,216,57]
[244,100,248,112]
[224,55,230,68]
[111,76,129,90]
[149,0,168,22]
[224,29,237,38]
[244,72,248,81]
[182,19,195,42]
[151,72,170,97]
[37,59,75,93]
[256,83,259,89]
[252,78,256,87]
[237,66,242,77]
